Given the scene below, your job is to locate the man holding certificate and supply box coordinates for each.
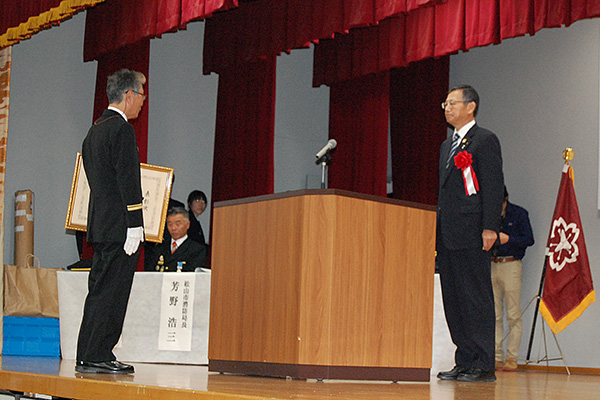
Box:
[76,69,146,375]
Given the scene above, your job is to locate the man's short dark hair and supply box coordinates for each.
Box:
[167,206,189,220]
[449,84,480,117]
[187,190,207,208]
[106,69,146,104]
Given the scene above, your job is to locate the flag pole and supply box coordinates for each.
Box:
[526,256,548,361]
[525,148,574,363]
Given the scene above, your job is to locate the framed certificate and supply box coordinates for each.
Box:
[65,152,174,243]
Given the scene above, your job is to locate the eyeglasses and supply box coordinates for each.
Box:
[441,100,467,110]
[128,90,146,100]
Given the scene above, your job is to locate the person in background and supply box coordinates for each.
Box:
[436,84,504,383]
[146,206,206,272]
[187,190,208,246]
[492,186,534,371]
[76,69,146,375]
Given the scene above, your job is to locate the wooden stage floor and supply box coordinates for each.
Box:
[0,356,599,400]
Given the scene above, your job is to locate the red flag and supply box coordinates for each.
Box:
[540,165,595,334]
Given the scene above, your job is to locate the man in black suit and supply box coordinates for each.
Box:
[146,206,207,271]
[436,85,504,382]
[143,195,185,271]
[76,69,146,375]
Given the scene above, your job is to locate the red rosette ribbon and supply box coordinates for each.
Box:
[454,151,479,196]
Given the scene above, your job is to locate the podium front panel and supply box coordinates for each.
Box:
[209,191,436,381]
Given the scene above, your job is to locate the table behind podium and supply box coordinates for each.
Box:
[58,271,211,364]
[208,189,436,381]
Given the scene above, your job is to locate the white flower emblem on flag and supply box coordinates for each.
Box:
[540,164,594,334]
[547,216,580,272]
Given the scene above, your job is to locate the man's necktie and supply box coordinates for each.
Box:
[171,242,177,254]
[446,133,460,168]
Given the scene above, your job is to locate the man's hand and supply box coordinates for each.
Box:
[499,232,509,245]
[482,229,498,251]
[123,226,144,255]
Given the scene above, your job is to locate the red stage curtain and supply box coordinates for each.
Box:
[203,0,437,75]
[181,0,238,24]
[327,72,389,197]
[571,0,600,23]
[434,0,465,56]
[0,0,106,50]
[535,0,570,30]
[86,39,150,269]
[389,57,449,206]
[205,56,276,264]
[500,0,534,39]
[311,20,401,87]
[465,0,500,49]
[314,11,442,87]
[210,57,276,204]
[313,0,600,87]
[92,40,150,163]
[313,17,408,87]
[1,0,62,31]
[83,0,238,62]
[375,0,406,20]
[405,5,435,64]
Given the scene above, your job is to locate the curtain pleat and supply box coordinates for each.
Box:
[434,0,465,56]
[154,0,181,35]
[0,0,106,50]
[571,0,600,24]
[286,1,314,50]
[375,0,406,20]
[181,0,238,24]
[384,17,406,70]
[389,56,449,205]
[312,0,345,39]
[500,0,534,39]
[405,6,435,64]
[203,0,427,75]
[313,17,407,87]
[407,0,437,12]
[211,57,276,204]
[345,0,376,28]
[1,1,63,34]
[535,0,570,31]
[84,0,238,62]
[328,72,389,197]
[465,0,500,49]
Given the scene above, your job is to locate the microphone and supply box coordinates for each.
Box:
[315,139,337,160]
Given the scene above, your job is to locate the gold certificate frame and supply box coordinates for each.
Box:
[65,153,174,243]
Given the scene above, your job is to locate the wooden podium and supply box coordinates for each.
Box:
[208,189,436,381]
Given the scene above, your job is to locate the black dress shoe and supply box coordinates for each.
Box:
[457,367,496,382]
[437,366,467,380]
[75,360,135,374]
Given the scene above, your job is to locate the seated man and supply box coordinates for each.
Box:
[143,196,186,271]
[146,207,206,272]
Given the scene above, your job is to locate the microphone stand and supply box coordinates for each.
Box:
[316,152,332,189]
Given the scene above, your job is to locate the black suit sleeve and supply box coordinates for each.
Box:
[114,123,143,228]
[474,131,504,232]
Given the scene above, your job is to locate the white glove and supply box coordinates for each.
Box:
[123,226,144,255]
